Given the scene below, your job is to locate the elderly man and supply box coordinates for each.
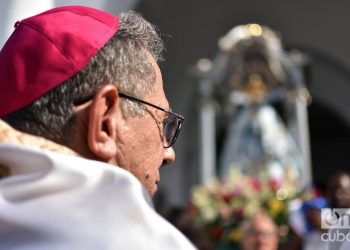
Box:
[240,211,279,250]
[0,6,194,249]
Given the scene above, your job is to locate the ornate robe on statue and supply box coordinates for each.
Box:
[0,120,196,250]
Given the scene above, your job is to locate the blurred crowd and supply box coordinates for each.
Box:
[162,171,350,250]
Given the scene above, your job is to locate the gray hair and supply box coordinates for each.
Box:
[4,10,164,144]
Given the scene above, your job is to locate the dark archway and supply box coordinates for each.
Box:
[308,101,350,191]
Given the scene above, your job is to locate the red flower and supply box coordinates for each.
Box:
[222,192,234,203]
[210,226,223,239]
[251,178,262,191]
[268,179,282,191]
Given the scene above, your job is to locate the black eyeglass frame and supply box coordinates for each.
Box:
[118,93,184,148]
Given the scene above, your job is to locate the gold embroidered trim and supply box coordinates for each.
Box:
[0,119,78,156]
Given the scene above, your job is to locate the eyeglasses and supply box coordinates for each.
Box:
[119,93,184,148]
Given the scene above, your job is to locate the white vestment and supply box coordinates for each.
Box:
[0,144,196,250]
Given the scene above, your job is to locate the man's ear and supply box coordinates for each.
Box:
[87,84,120,160]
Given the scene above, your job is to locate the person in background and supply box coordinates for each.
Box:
[240,211,279,250]
[326,171,350,250]
[326,171,350,209]
[0,6,195,249]
[301,171,350,250]
[286,171,350,250]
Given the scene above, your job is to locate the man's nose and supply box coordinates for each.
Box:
[162,146,175,166]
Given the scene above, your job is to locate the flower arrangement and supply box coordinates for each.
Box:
[187,169,298,249]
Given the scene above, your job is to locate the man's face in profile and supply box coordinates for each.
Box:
[113,54,176,196]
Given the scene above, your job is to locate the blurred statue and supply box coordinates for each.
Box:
[193,23,312,191]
